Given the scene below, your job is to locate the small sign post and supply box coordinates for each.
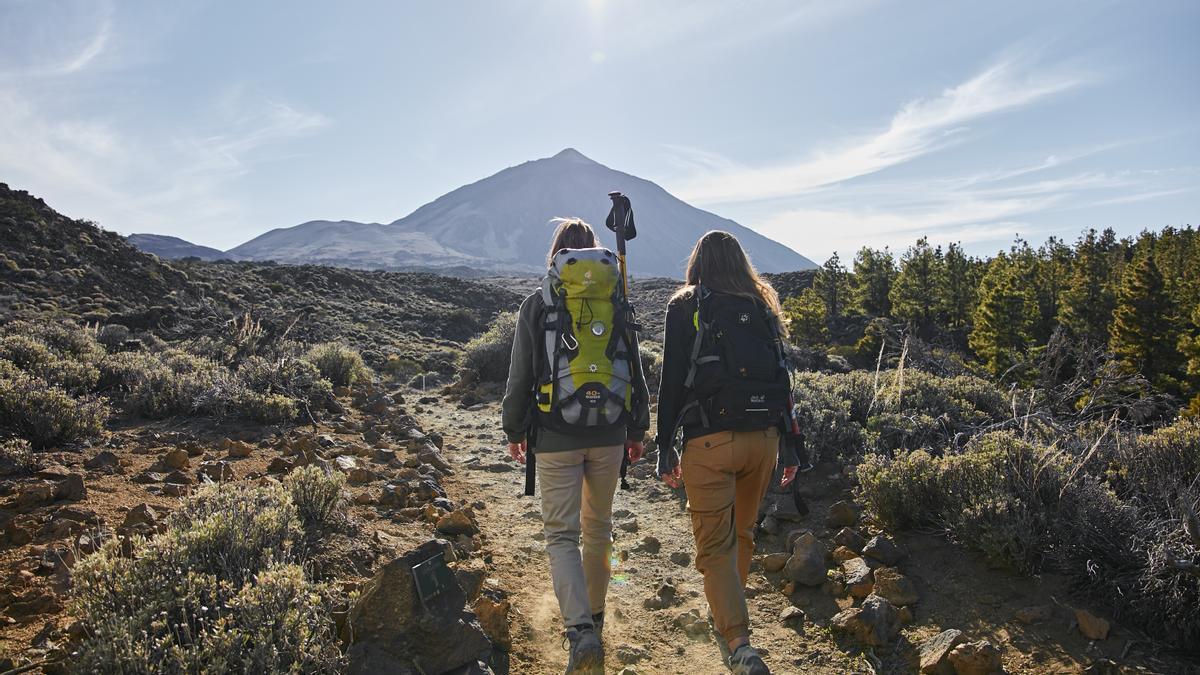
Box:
[411,550,455,611]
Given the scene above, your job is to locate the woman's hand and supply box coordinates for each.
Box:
[625,440,644,463]
[660,464,683,489]
[507,440,527,464]
[780,466,798,488]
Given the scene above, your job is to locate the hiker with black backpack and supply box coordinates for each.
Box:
[502,217,651,674]
[656,231,802,675]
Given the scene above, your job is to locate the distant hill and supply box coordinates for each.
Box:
[0,182,522,358]
[127,233,227,261]
[227,149,816,276]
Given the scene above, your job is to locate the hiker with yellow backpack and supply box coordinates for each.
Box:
[502,210,651,674]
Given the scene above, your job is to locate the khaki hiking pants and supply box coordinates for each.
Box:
[536,445,623,629]
[681,427,779,644]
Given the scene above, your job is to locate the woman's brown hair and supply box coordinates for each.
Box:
[546,218,598,266]
[672,230,787,336]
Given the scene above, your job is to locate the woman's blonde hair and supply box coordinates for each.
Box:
[546,218,598,266]
[672,230,787,336]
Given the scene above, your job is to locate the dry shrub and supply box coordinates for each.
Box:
[0,320,104,362]
[458,311,517,383]
[639,343,662,392]
[303,342,370,388]
[68,481,344,673]
[284,465,348,540]
[0,438,38,476]
[791,369,1006,460]
[237,355,332,405]
[0,366,108,448]
[0,334,99,394]
[857,431,1199,649]
[103,349,228,419]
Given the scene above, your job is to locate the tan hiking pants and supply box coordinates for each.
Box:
[681,428,779,643]
[536,444,623,628]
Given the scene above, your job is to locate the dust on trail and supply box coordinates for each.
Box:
[416,398,868,674]
[415,397,1192,675]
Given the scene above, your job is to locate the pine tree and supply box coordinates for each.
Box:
[1033,236,1073,343]
[782,288,827,347]
[940,242,977,336]
[1110,252,1182,390]
[814,252,850,328]
[1180,303,1200,415]
[969,254,1037,376]
[1059,229,1118,347]
[890,238,944,339]
[1153,226,1200,322]
[851,247,896,317]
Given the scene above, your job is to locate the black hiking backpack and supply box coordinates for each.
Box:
[676,286,793,433]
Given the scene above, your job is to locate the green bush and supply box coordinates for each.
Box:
[0,332,101,394]
[239,392,299,425]
[639,343,662,392]
[1107,418,1200,510]
[791,369,1008,460]
[284,466,348,539]
[68,482,343,673]
[0,438,37,476]
[382,354,422,381]
[0,367,108,448]
[103,349,230,419]
[0,320,104,362]
[458,311,517,383]
[165,482,302,584]
[856,432,1200,646]
[791,371,873,458]
[859,433,1138,572]
[303,343,370,388]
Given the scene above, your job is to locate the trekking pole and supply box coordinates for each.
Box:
[606,191,634,295]
[606,192,640,490]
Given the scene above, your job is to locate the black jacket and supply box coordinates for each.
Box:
[655,290,802,475]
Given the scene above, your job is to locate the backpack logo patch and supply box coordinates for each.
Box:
[738,312,751,324]
[580,383,605,408]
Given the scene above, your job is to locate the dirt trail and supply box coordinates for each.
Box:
[415,396,1196,675]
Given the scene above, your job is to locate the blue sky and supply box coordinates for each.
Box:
[1,0,1196,263]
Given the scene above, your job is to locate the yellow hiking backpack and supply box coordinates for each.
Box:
[535,247,636,433]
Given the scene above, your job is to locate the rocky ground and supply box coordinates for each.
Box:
[413,390,1198,675]
[1,379,1197,673]
[0,380,510,673]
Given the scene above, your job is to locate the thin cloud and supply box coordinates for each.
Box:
[0,84,329,239]
[58,12,112,74]
[0,0,114,78]
[747,160,1176,261]
[670,54,1089,205]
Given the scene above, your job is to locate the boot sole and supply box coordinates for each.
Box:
[567,648,604,674]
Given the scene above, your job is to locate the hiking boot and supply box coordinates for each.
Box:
[591,610,605,637]
[563,625,603,673]
[727,644,770,675]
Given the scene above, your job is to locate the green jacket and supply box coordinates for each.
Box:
[502,292,651,453]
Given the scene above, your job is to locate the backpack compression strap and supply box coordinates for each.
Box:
[523,279,564,498]
[674,286,714,437]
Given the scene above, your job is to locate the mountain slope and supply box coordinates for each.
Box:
[228,149,816,276]
[0,183,198,327]
[127,233,227,261]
